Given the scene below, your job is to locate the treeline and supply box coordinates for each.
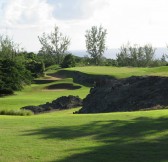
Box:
[116,43,167,67]
[36,25,167,68]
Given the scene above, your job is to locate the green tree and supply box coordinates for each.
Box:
[38,26,70,65]
[116,43,156,67]
[0,59,32,93]
[26,60,45,77]
[61,54,76,68]
[85,26,107,65]
[0,35,33,95]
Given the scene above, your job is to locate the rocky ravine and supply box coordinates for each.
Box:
[78,76,168,113]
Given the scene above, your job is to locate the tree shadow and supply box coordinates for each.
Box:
[33,79,57,84]
[23,117,168,162]
[45,83,81,90]
[55,70,116,87]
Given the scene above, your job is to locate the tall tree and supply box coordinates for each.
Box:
[38,26,70,65]
[85,26,107,65]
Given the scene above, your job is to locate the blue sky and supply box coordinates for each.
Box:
[0,0,168,55]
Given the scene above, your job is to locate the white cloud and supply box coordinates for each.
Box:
[0,0,168,52]
[1,0,54,29]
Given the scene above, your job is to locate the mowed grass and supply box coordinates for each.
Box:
[0,78,89,110]
[1,109,168,162]
[1,66,168,162]
[67,66,168,78]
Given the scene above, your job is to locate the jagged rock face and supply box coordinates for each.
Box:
[78,76,168,113]
[21,95,83,114]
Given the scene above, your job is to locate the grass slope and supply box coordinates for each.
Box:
[1,66,168,162]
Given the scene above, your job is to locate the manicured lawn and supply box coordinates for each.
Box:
[0,78,89,110]
[1,66,168,162]
[67,66,168,78]
[1,109,168,162]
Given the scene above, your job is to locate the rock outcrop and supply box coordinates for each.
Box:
[78,76,168,113]
[21,95,83,114]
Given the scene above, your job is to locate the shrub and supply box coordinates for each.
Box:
[0,88,14,96]
[26,60,45,77]
[0,109,34,116]
[61,54,76,68]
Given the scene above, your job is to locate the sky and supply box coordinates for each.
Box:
[1,0,168,53]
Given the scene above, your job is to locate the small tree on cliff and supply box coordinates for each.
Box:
[85,26,107,65]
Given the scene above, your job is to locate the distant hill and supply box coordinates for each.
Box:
[70,48,168,59]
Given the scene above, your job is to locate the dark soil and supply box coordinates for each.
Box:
[78,76,168,113]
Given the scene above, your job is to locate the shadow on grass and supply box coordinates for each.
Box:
[23,117,168,162]
[45,83,81,90]
[55,70,116,87]
[33,80,57,84]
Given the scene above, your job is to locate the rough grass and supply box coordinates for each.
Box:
[1,66,168,162]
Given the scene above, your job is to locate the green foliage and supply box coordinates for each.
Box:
[85,26,107,65]
[26,60,45,77]
[104,58,118,66]
[37,50,56,67]
[0,35,34,95]
[0,88,14,96]
[61,54,76,68]
[0,59,32,94]
[0,109,33,116]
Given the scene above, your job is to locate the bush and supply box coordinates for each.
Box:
[61,54,76,68]
[0,109,34,116]
[0,88,14,96]
[26,60,45,77]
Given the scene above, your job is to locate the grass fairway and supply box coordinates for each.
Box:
[1,109,168,162]
[0,78,89,110]
[1,66,168,162]
[67,66,168,78]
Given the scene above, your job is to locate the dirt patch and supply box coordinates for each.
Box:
[45,83,81,90]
